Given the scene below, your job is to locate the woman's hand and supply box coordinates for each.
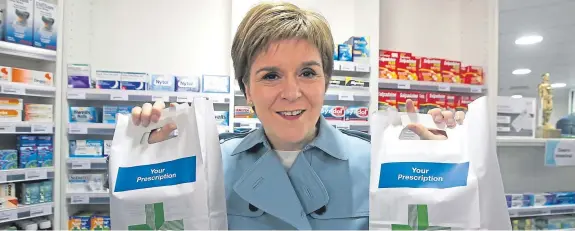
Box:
[404,99,465,140]
[131,100,179,143]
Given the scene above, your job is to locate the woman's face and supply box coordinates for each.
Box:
[245,39,326,150]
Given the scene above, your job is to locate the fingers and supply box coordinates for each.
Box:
[407,123,447,140]
[139,100,165,127]
[169,103,178,108]
[150,100,166,123]
[428,108,443,123]
[441,110,455,128]
[131,106,142,126]
[148,122,177,143]
[455,111,465,125]
[406,99,416,113]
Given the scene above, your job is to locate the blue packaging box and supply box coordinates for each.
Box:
[117,106,133,115]
[102,106,118,124]
[337,44,353,61]
[19,145,38,168]
[202,75,230,93]
[175,76,200,92]
[70,212,93,230]
[121,72,148,90]
[321,105,346,121]
[67,64,92,88]
[214,111,229,127]
[552,192,575,205]
[150,74,175,91]
[39,180,52,203]
[36,135,53,167]
[20,182,39,205]
[69,140,103,158]
[33,0,57,50]
[4,0,34,46]
[69,107,99,123]
[0,150,17,170]
[344,106,369,121]
[345,36,370,58]
[333,45,339,60]
[95,71,121,89]
[17,135,36,146]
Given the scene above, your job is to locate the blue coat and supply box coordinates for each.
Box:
[220,116,370,230]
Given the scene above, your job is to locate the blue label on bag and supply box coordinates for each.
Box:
[379,162,469,189]
[114,156,196,192]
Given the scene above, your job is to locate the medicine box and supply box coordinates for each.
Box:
[68,174,104,192]
[91,213,111,230]
[337,44,352,61]
[345,36,370,63]
[202,75,230,93]
[18,145,37,168]
[175,76,200,92]
[33,0,57,50]
[0,183,16,197]
[441,59,462,84]
[39,180,52,203]
[121,72,148,90]
[19,182,39,205]
[95,71,121,90]
[214,111,229,127]
[0,196,17,209]
[0,97,23,110]
[24,104,52,113]
[69,212,93,230]
[150,74,175,91]
[11,68,32,84]
[69,107,99,123]
[0,109,21,122]
[67,64,92,88]
[0,150,17,170]
[32,71,53,86]
[24,113,52,122]
[234,106,256,118]
[4,0,34,46]
[102,105,118,124]
[0,66,12,82]
[36,135,53,167]
[117,105,133,115]
[69,140,103,158]
[103,140,111,157]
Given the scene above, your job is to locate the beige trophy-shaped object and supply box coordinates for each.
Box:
[537,73,562,138]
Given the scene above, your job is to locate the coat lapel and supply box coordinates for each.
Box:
[288,152,330,215]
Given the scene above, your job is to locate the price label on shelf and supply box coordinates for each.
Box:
[0,172,7,182]
[71,160,91,169]
[110,92,128,101]
[339,62,355,71]
[152,95,169,102]
[25,168,47,180]
[71,195,90,204]
[470,86,482,93]
[176,96,188,103]
[0,210,16,221]
[438,84,451,92]
[67,92,86,99]
[335,124,351,130]
[1,85,25,95]
[356,64,370,72]
[545,140,575,167]
[397,83,411,89]
[338,92,354,101]
[0,125,16,133]
[31,124,51,133]
[68,124,87,134]
[29,206,46,216]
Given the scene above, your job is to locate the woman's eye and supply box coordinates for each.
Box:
[262,73,279,80]
[301,69,317,78]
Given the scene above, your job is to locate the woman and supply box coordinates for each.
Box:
[130,2,465,230]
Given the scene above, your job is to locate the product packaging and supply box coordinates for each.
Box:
[33,71,53,86]
[463,66,484,85]
[0,183,16,197]
[68,174,105,192]
[202,75,230,93]
[0,183,17,208]
[344,106,369,121]
[117,106,133,115]
[4,0,34,46]
[24,103,52,113]
[418,57,442,82]
[36,135,53,167]
[0,109,21,122]
[370,97,511,230]
[33,0,57,50]
[69,107,100,123]
[378,90,398,111]
[214,111,229,133]
[0,97,23,110]
[321,105,346,121]
[39,180,52,203]
[0,150,17,169]
[396,91,419,112]
[11,68,32,84]
[91,213,111,230]
[345,36,370,63]
[441,59,462,83]
[379,51,398,79]
[333,45,339,61]
[456,95,473,112]
[67,64,92,88]
[496,96,536,138]
[69,140,103,158]
[19,182,40,205]
[445,94,458,112]
[24,103,53,122]
[419,92,446,114]
[175,76,200,92]
[69,212,93,230]
[150,74,175,91]
[110,98,227,230]
[234,106,256,118]
[121,72,148,90]
[17,135,37,168]
[337,44,353,61]
[0,66,12,82]
[397,56,419,81]
[102,105,118,124]
[103,140,112,157]
[344,77,368,87]
[94,70,121,89]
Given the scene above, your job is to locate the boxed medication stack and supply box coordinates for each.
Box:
[17,135,37,168]
[69,107,100,123]
[0,149,17,169]
[69,140,103,158]
[33,0,57,50]
[19,182,40,205]
[69,212,93,230]
[321,105,346,121]
[12,68,53,86]
[175,76,200,92]
[463,66,484,85]
[441,59,462,83]
[378,90,397,111]
[379,50,398,79]
[91,213,111,230]
[4,0,34,46]
[121,72,148,90]
[0,183,17,208]
[68,173,105,193]
[0,97,22,122]
[95,70,120,89]
[0,66,12,82]
[67,64,92,88]
[24,104,53,122]
[202,75,230,93]
[39,180,52,203]
[149,74,175,91]
[102,105,118,124]
[36,135,52,167]
[337,44,352,61]
[345,36,370,63]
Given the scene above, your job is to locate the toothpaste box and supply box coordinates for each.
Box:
[0,66,12,82]
[33,0,57,50]
[420,92,446,114]
[69,140,103,158]
[11,68,33,84]
[18,145,37,168]
[397,91,420,112]
[121,72,148,90]
[91,213,111,230]
[149,74,175,91]
[32,71,53,86]
[214,111,229,127]
[0,97,23,110]
[463,65,484,85]
[397,56,419,81]
[202,75,230,93]
[95,71,121,89]
[69,107,99,123]
[378,51,398,79]
[103,140,112,157]
[102,105,118,124]
[418,57,442,82]
[378,90,398,111]
[344,106,369,121]
[175,76,200,92]
[117,105,133,115]
[4,0,34,46]
[39,180,52,203]
[441,59,462,83]
[321,105,346,121]
[0,150,17,170]
[69,212,93,230]
[0,109,21,122]
[234,106,256,118]
[337,44,352,61]
[67,64,92,88]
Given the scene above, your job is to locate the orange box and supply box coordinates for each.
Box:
[397,91,420,112]
[0,66,12,82]
[378,90,397,110]
[397,56,419,81]
[0,97,23,110]
[463,66,484,85]
[418,57,442,82]
[0,109,22,122]
[441,59,462,83]
[379,52,398,79]
[11,68,33,84]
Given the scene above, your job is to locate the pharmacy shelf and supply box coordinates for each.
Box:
[66,158,107,170]
[0,122,54,134]
[68,123,115,135]
[234,118,370,132]
[509,204,575,218]
[0,41,57,61]
[0,167,54,184]
[67,88,231,104]
[378,79,486,94]
[67,192,110,204]
[497,137,548,147]
[0,82,56,97]
[0,203,54,224]
[333,61,370,77]
[325,85,371,102]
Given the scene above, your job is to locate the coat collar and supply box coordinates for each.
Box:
[230,116,348,160]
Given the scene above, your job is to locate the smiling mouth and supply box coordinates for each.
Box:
[277,110,305,120]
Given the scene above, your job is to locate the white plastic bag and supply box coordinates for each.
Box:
[369,97,510,230]
[109,100,227,230]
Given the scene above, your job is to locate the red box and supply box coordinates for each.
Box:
[463,66,484,85]
[379,53,398,79]
[418,57,443,82]
[397,56,419,81]
[446,94,458,111]
[378,90,398,110]
[441,59,462,83]
[397,91,420,112]
[456,95,473,112]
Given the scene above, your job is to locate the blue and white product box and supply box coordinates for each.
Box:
[19,182,39,205]
[36,135,53,167]
[69,140,103,158]
[0,149,17,170]
[103,140,112,157]
[4,0,34,46]
[175,76,200,92]
[529,193,555,206]
[69,107,99,123]
[149,74,175,91]
[18,145,37,168]
[68,174,105,192]
[102,105,118,124]
[121,72,148,90]
[117,105,133,115]
[345,36,370,63]
[214,111,229,127]
[95,70,121,90]
[40,180,52,203]
[33,0,57,50]
[202,75,230,93]
[67,64,92,88]
[552,192,575,205]
[337,44,352,61]
[333,45,339,60]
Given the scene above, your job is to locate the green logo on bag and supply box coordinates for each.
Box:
[128,202,184,230]
[392,204,450,230]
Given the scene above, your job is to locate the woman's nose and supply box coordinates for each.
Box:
[280,75,302,102]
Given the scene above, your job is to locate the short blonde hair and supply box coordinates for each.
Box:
[231,2,334,96]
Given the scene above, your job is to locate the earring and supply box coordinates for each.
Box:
[247,101,253,106]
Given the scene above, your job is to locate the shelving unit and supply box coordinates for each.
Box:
[0,41,57,61]
[0,203,54,224]
[378,79,486,94]
[0,168,54,184]
[509,205,575,218]
[66,192,110,205]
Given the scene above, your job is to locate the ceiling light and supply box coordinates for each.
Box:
[515,35,543,45]
[512,68,531,75]
[551,83,566,88]
[511,95,523,99]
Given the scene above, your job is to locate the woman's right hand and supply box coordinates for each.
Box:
[131,100,178,143]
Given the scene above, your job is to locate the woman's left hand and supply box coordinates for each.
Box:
[404,99,465,140]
